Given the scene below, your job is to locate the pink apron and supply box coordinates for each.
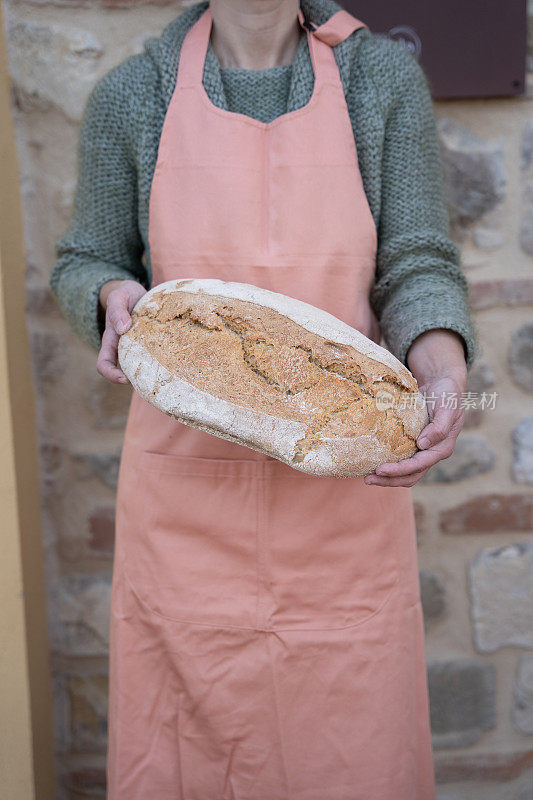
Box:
[108,6,436,799]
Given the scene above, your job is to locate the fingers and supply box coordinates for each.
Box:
[96,282,148,385]
[107,290,133,335]
[365,374,468,487]
[364,466,430,488]
[125,281,148,312]
[97,324,128,384]
[365,409,463,487]
[105,281,148,335]
[364,446,441,487]
[373,435,455,479]
[416,402,459,449]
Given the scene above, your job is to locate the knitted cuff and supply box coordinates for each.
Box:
[50,262,142,352]
[390,315,477,372]
[379,292,478,372]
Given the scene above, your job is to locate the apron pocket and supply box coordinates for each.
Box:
[259,462,406,630]
[116,449,411,631]
[117,450,262,628]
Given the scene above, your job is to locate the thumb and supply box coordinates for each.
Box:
[107,291,132,335]
[417,405,455,450]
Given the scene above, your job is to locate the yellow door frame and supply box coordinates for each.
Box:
[0,3,56,797]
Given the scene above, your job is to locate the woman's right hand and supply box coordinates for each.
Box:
[97,279,147,384]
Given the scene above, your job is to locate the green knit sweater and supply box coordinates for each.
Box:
[50,0,477,368]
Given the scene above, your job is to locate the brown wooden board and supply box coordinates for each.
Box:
[341,0,527,99]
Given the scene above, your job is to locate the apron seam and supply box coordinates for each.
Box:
[264,633,292,798]
[255,462,269,629]
[121,566,400,632]
[148,255,372,265]
[195,78,325,129]
[254,467,262,627]
[263,128,269,256]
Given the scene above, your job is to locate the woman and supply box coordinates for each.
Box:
[51,0,476,797]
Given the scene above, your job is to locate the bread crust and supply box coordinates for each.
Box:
[118,279,429,477]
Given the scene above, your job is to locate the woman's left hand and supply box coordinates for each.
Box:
[364,329,468,488]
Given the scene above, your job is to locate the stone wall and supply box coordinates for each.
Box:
[3,0,533,797]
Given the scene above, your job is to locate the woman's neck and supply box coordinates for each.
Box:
[209,0,301,70]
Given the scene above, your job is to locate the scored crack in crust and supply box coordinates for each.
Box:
[127,289,423,465]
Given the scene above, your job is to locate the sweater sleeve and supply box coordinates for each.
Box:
[368,41,477,370]
[50,65,148,352]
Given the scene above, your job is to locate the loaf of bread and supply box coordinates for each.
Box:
[117,279,429,477]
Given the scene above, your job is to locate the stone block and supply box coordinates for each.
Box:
[462,409,483,429]
[30,329,67,383]
[6,19,102,122]
[521,185,533,256]
[440,494,533,534]
[39,441,64,474]
[513,419,533,484]
[473,227,503,249]
[521,122,533,255]
[523,119,533,169]
[69,673,108,752]
[437,117,505,230]
[49,574,111,656]
[88,506,115,557]
[469,543,533,652]
[466,359,495,395]
[463,359,496,428]
[25,283,58,315]
[55,669,109,753]
[74,450,121,489]
[514,783,533,800]
[512,654,533,735]
[434,748,533,783]
[420,570,446,628]
[39,440,65,500]
[469,278,533,310]
[428,659,496,748]
[421,435,494,483]
[62,766,106,798]
[509,326,533,392]
[85,374,131,429]
[413,500,426,544]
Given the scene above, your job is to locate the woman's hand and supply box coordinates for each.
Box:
[364,329,468,488]
[97,279,147,384]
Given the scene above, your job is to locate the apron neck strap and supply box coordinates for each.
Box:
[297,7,367,46]
[177,5,366,90]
